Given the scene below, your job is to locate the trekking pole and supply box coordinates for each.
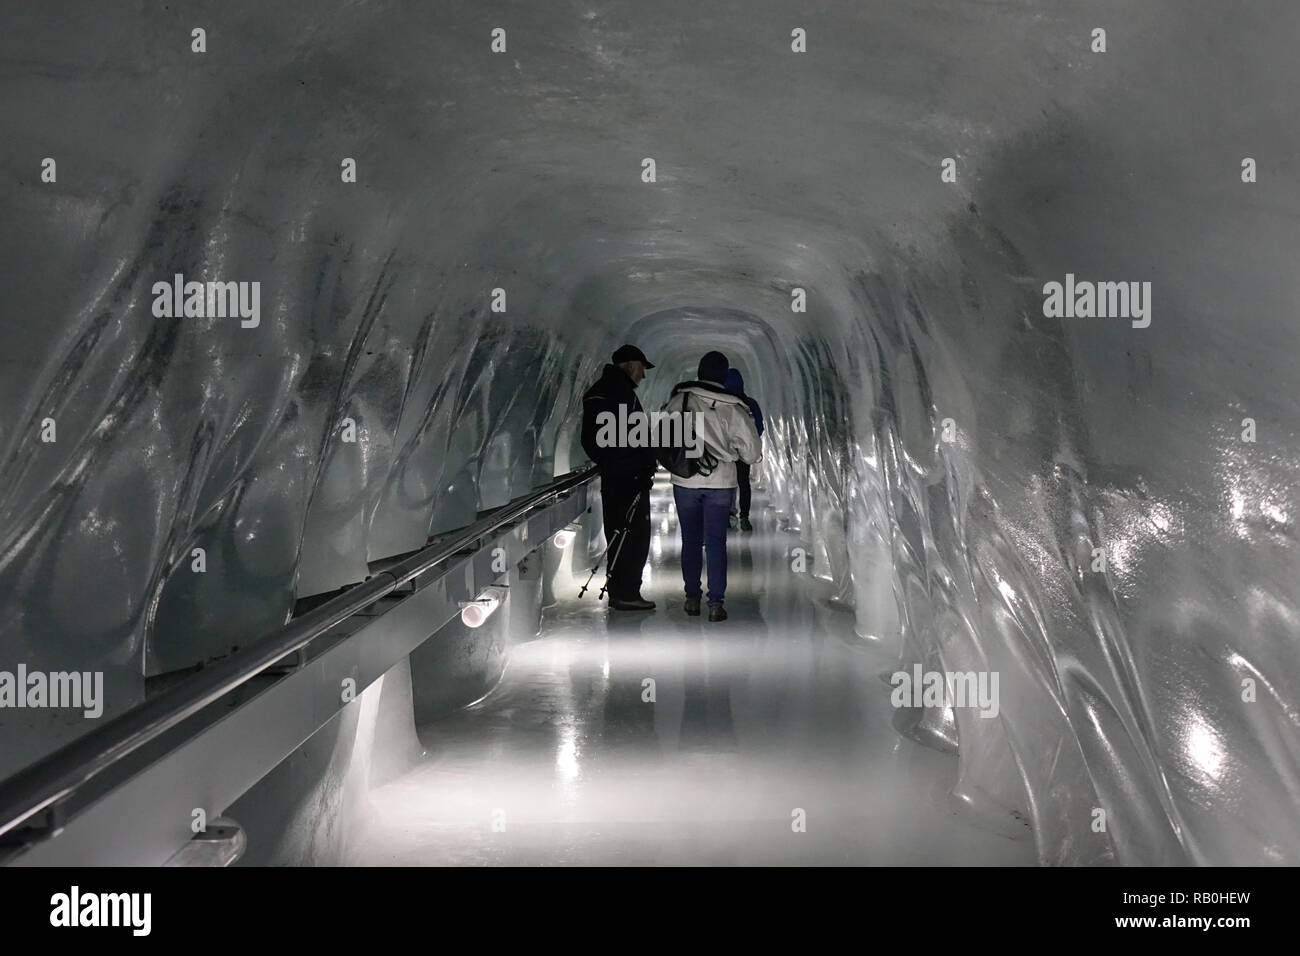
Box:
[578,490,643,599]
[598,490,643,599]
[595,494,642,598]
[577,536,613,598]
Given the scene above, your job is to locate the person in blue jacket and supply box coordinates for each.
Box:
[723,368,763,532]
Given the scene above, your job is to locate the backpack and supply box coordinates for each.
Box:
[656,390,718,479]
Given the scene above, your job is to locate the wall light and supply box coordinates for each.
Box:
[460,586,507,628]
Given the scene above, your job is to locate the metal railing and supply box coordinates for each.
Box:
[0,465,598,845]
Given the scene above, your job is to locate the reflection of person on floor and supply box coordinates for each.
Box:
[580,344,658,611]
[723,368,764,533]
[678,637,737,753]
[664,351,762,623]
[600,624,662,755]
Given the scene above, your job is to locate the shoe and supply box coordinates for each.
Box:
[609,594,656,611]
[708,603,727,622]
[739,517,753,532]
[728,514,739,530]
[683,596,701,616]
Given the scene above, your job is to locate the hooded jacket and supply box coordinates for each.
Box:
[723,369,764,437]
[581,363,658,485]
[661,378,762,489]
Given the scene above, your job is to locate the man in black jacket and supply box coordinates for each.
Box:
[581,344,658,610]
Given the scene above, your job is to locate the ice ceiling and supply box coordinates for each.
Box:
[1,1,1298,864]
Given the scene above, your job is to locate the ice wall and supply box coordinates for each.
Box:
[2,1,1297,864]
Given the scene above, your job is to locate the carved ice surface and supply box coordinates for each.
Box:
[1,2,1297,864]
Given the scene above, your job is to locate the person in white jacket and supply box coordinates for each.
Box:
[662,351,762,621]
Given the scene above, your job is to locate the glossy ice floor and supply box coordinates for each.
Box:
[353,483,1036,865]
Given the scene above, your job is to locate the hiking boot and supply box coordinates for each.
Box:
[739,517,753,532]
[708,603,728,622]
[683,596,701,616]
[609,594,656,611]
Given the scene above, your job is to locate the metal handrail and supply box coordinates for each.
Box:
[0,465,597,843]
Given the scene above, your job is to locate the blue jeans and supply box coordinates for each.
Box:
[673,486,735,605]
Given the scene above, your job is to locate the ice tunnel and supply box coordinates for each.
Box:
[1,1,1298,869]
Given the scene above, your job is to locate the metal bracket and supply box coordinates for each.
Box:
[266,648,306,674]
[163,817,246,867]
[0,801,66,847]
